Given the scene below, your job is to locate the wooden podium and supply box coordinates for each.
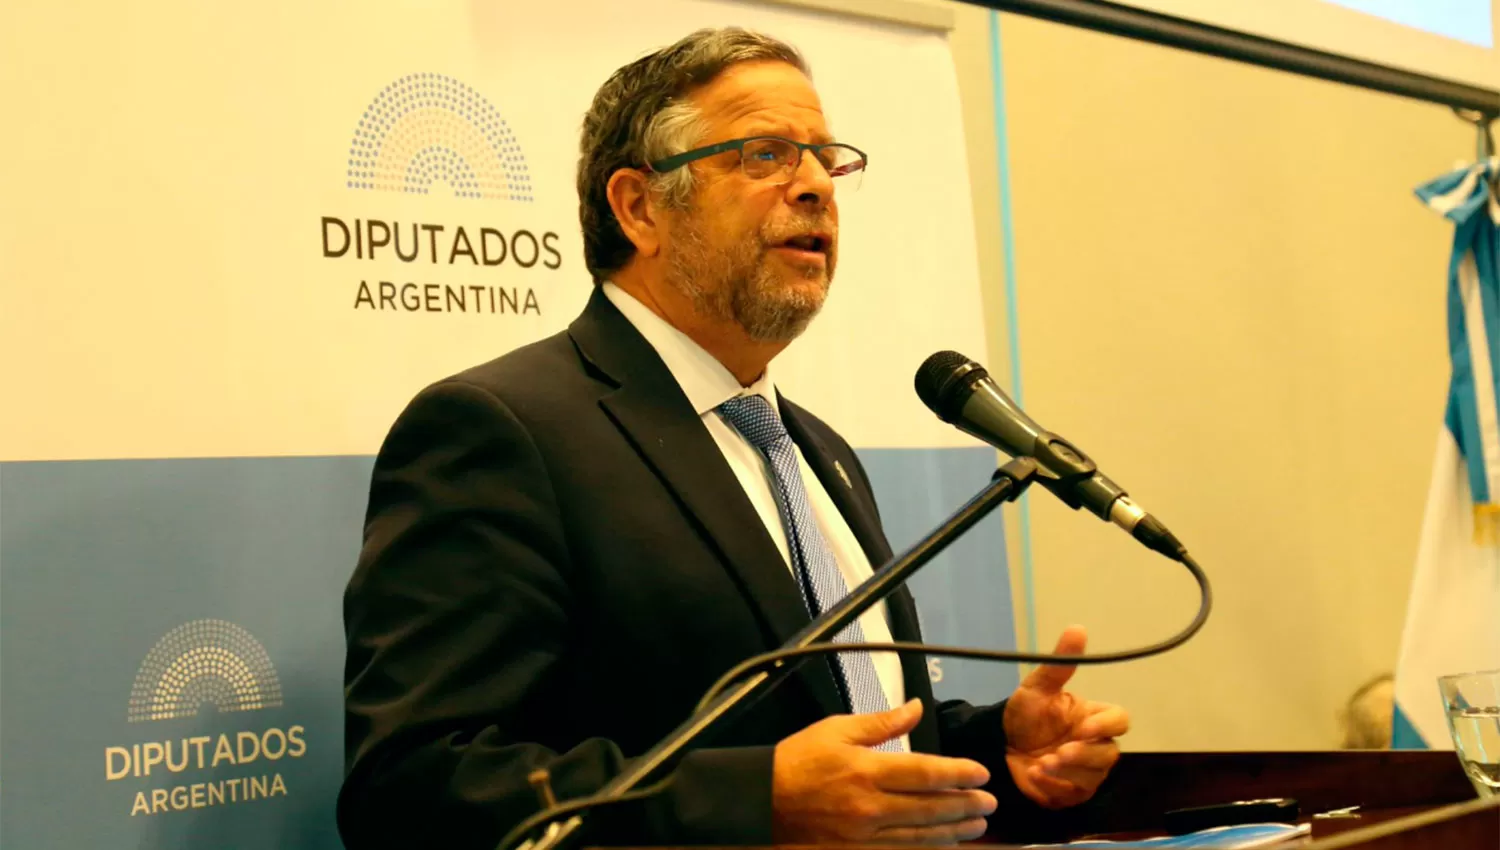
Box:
[601,751,1493,849]
[977,749,1497,848]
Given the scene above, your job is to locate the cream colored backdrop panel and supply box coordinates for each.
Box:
[995,14,1463,750]
[0,0,988,461]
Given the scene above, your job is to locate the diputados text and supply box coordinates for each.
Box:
[104,725,306,816]
[320,216,562,315]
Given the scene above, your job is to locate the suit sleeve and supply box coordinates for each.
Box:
[339,380,774,850]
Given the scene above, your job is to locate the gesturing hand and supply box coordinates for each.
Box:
[772,699,998,845]
[1003,626,1129,809]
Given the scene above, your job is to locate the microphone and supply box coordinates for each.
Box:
[915,351,1187,561]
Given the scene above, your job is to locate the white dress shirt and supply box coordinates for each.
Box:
[603,283,908,747]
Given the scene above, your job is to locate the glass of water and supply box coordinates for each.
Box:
[1439,669,1500,798]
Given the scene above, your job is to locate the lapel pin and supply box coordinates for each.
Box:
[834,459,853,490]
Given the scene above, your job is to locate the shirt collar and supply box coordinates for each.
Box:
[602,282,778,417]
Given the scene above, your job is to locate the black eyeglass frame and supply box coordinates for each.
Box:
[644,135,868,181]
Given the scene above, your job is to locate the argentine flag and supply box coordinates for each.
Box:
[1393,156,1500,749]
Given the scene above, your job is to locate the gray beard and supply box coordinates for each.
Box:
[664,217,830,344]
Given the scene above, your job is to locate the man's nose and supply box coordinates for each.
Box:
[785,150,834,209]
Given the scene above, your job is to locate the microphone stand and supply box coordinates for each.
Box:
[512,457,1041,850]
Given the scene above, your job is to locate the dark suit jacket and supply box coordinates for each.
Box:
[340,289,1077,850]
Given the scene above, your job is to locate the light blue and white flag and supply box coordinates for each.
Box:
[1392,156,1500,748]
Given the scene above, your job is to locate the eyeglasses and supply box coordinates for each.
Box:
[646,135,868,190]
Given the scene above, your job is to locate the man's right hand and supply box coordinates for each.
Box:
[771,699,997,845]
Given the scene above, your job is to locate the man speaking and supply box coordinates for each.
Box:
[340,27,1128,850]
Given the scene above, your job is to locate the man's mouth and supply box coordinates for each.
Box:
[773,232,831,262]
[781,233,828,253]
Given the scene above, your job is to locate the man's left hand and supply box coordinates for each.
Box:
[1003,626,1129,809]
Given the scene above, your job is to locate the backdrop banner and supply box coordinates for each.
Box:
[0,1,1013,845]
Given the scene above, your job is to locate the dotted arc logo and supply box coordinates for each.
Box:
[347,72,534,202]
[127,619,284,723]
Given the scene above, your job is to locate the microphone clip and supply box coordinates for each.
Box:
[1028,433,1100,508]
[991,455,1042,497]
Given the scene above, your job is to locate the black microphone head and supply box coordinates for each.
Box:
[915,351,989,422]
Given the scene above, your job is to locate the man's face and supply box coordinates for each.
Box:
[661,61,840,344]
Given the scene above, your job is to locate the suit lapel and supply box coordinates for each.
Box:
[568,290,849,721]
[780,399,891,569]
[886,585,943,754]
[781,399,944,753]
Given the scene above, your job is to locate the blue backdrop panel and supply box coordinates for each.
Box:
[1,448,1012,847]
[857,447,1018,706]
[0,458,361,849]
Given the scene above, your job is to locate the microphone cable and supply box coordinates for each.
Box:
[497,551,1211,850]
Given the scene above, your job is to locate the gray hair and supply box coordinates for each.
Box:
[576,27,808,284]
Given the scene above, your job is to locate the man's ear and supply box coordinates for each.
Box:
[606,168,662,258]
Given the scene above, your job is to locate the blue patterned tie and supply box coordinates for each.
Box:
[717,394,901,751]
